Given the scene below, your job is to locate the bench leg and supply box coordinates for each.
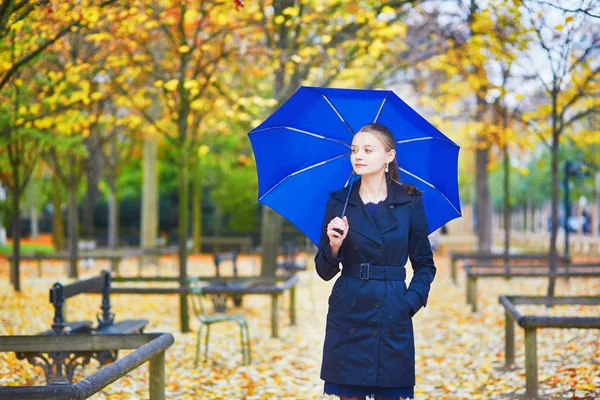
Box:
[244,322,251,364]
[525,327,538,399]
[451,258,457,285]
[467,277,477,312]
[290,285,297,326]
[239,321,252,365]
[149,351,166,400]
[194,324,204,367]
[465,275,471,306]
[505,309,515,368]
[204,324,211,362]
[271,294,279,338]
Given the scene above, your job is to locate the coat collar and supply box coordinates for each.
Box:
[331,177,413,207]
[331,177,413,247]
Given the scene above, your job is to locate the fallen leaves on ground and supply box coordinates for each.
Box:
[0,253,598,399]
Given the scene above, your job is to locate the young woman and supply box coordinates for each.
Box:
[315,123,437,400]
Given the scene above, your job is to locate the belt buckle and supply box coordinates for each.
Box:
[359,263,370,280]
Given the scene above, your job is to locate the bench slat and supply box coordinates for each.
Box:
[61,275,105,298]
[39,321,93,336]
[96,320,148,334]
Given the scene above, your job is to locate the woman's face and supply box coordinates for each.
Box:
[350,131,395,177]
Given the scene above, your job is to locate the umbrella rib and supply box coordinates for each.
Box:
[399,167,461,216]
[397,137,433,144]
[258,152,351,202]
[250,126,351,147]
[397,136,460,147]
[374,93,391,123]
[317,92,355,136]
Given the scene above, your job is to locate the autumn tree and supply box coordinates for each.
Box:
[519,0,600,296]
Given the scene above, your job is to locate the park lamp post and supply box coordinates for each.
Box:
[563,160,593,257]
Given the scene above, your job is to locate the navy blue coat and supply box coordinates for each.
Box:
[315,178,436,387]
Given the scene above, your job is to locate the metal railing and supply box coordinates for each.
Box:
[0,333,174,400]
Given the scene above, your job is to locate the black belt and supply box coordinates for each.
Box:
[341,263,406,281]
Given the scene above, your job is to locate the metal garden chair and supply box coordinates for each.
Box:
[187,277,251,366]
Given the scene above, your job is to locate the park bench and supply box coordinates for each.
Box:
[8,252,126,278]
[189,235,253,253]
[449,251,571,284]
[15,270,149,384]
[463,263,600,312]
[499,295,600,399]
[277,241,308,276]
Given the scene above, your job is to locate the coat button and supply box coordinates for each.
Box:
[379,246,384,252]
[375,301,381,308]
[372,330,378,336]
[350,300,356,306]
[349,328,355,334]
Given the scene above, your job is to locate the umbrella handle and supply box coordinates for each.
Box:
[331,173,357,237]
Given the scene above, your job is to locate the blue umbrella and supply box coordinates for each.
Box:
[248,86,461,246]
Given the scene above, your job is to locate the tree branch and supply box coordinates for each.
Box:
[524,0,600,18]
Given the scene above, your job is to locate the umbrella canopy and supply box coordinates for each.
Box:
[248,86,461,246]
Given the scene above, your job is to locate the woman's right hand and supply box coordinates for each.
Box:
[327,216,349,251]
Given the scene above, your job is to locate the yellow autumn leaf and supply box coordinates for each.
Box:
[198,144,210,156]
[321,35,332,44]
[178,45,191,54]
[164,79,179,91]
[190,100,204,110]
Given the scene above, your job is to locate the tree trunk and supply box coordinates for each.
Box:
[10,187,21,292]
[177,160,190,333]
[52,173,66,251]
[141,137,158,251]
[83,143,101,240]
[594,172,600,237]
[476,146,492,253]
[503,144,511,261]
[67,176,79,279]
[214,207,222,253]
[108,179,119,250]
[192,161,202,254]
[260,207,283,278]
[30,207,38,239]
[547,91,560,297]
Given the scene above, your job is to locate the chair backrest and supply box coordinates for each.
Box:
[187,277,209,320]
[213,249,238,278]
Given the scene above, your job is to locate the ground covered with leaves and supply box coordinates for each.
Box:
[0,252,598,399]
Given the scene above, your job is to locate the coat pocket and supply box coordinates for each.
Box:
[328,277,349,308]
[387,281,413,321]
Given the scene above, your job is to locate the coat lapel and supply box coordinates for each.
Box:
[332,178,413,247]
[374,182,412,235]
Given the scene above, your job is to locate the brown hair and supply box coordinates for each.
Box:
[357,123,421,195]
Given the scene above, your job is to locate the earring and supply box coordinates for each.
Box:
[385,163,389,173]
